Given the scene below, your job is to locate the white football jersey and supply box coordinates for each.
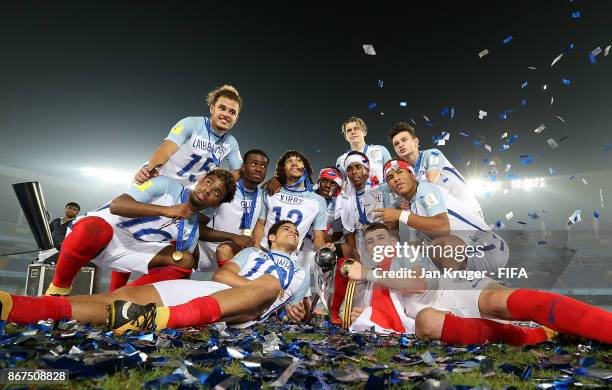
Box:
[414,149,483,218]
[258,186,327,251]
[204,181,263,236]
[159,116,242,186]
[233,247,309,326]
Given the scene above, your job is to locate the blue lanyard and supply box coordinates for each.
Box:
[268,251,294,290]
[176,189,199,251]
[414,151,423,172]
[285,173,312,191]
[355,191,369,225]
[238,180,258,229]
[205,117,226,166]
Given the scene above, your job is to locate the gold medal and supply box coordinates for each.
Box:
[172,250,183,262]
[242,228,252,237]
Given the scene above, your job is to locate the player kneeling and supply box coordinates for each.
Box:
[0,221,309,333]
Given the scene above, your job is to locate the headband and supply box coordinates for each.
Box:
[383,159,415,179]
[344,154,370,170]
[318,168,343,188]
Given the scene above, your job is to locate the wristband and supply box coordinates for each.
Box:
[399,210,411,225]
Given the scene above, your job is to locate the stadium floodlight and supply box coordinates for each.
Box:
[470,177,546,194]
[80,166,133,184]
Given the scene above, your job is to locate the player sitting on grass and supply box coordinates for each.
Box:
[0,221,310,333]
[343,223,612,345]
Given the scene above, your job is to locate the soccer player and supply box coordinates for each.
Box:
[198,149,269,269]
[388,122,483,218]
[0,221,310,332]
[252,150,333,255]
[133,85,244,186]
[335,116,392,187]
[45,170,236,296]
[343,223,612,345]
[373,159,507,274]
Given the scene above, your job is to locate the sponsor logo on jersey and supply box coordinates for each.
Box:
[170,124,185,135]
[136,181,153,191]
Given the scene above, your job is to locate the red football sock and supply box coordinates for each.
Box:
[330,257,349,322]
[507,289,612,344]
[52,217,113,288]
[127,266,192,287]
[440,313,550,346]
[167,296,221,328]
[8,295,72,324]
[109,271,131,292]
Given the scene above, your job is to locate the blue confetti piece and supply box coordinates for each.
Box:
[450,107,455,119]
[506,134,519,145]
[520,155,533,165]
[579,356,595,367]
[571,11,581,19]
[520,99,527,107]
[502,35,514,44]
[548,167,556,176]
[377,79,384,88]
[499,109,514,120]
[399,101,407,107]
[604,144,610,152]
[521,81,528,88]
[440,107,450,116]
[473,140,481,146]
[459,131,470,137]
[537,240,547,246]
[594,211,600,218]
[566,43,574,52]
[562,78,571,85]
[483,158,489,164]
[589,53,596,64]
[368,102,377,110]
[559,136,568,142]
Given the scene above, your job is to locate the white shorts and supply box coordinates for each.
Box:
[467,233,509,274]
[297,250,315,297]
[197,241,220,272]
[87,227,168,274]
[153,279,231,306]
[402,277,496,319]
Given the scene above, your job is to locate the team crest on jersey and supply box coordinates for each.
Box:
[423,193,439,208]
[428,155,440,165]
[368,150,379,159]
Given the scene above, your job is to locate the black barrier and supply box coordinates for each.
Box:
[12,181,54,251]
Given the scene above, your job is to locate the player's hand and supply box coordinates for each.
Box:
[350,307,364,324]
[372,208,402,224]
[264,177,282,196]
[345,260,365,281]
[231,234,254,248]
[399,198,410,211]
[134,165,160,185]
[163,203,192,219]
[285,301,306,323]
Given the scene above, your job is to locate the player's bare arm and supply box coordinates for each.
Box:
[211,261,250,287]
[252,219,266,249]
[134,140,180,184]
[110,193,191,219]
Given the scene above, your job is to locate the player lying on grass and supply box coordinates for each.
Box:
[45,169,236,296]
[373,159,507,274]
[343,223,612,345]
[0,221,310,333]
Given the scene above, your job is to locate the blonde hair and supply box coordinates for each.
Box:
[341,116,368,135]
[206,85,242,111]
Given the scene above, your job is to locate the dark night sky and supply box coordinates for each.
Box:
[1,1,611,226]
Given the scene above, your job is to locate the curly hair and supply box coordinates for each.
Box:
[205,169,237,204]
[275,150,314,186]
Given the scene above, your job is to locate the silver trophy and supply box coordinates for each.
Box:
[305,247,337,323]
